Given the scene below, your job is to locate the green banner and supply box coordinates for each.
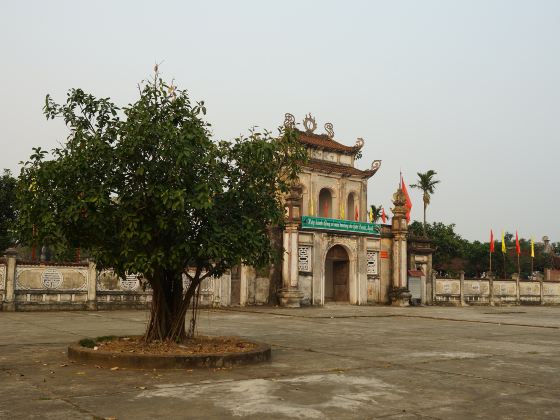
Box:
[301,216,380,235]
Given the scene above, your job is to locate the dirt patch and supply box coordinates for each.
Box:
[92,336,259,356]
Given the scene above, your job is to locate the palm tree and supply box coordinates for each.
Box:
[410,170,440,235]
[369,204,383,223]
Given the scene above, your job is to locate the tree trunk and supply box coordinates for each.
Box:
[423,202,427,236]
[143,269,199,343]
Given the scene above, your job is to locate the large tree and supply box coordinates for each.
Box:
[0,169,17,251]
[16,73,305,342]
[410,170,440,235]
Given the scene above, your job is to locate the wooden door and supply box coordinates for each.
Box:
[333,261,349,301]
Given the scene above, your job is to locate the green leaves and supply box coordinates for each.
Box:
[0,170,17,251]
[16,75,303,285]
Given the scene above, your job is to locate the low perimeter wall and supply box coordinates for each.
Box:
[0,253,230,311]
[435,275,560,306]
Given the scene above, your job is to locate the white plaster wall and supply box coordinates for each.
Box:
[299,274,313,305]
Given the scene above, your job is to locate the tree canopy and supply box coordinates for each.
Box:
[16,73,305,341]
[0,169,17,251]
[409,170,440,234]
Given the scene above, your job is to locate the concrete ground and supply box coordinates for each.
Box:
[1,306,560,419]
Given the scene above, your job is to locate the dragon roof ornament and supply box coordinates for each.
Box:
[370,160,381,171]
[303,113,317,134]
[324,123,334,139]
[284,113,296,129]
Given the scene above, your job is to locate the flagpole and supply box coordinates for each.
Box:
[503,252,506,280]
[489,250,492,274]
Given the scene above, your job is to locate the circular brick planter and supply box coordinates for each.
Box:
[68,336,271,369]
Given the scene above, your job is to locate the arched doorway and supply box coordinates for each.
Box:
[325,245,349,302]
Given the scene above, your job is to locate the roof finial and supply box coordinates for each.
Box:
[324,122,334,139]
[370,160,381,171]
[284,113,295,129]
[303,113,317,134]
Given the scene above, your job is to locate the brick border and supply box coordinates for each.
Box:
[68,336,271,369]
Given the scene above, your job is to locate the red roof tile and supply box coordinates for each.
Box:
[303,159,379,179]
[408,270,425,277]
[296,130,360,154]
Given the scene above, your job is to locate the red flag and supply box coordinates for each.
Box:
[489,230,494,253]
[381,207,387,224]
[355,205,359,221]
[401,176,412,222]
[515,231,520,255]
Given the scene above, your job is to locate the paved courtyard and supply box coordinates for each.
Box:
[1,305,560,419]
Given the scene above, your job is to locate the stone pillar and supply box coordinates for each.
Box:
[239,265,249,306]
[278,222,303,307]
[459,271,466,306]
[431,271,437,305]
[3,248,17,311]
[540,278,544,305]
[86,261,97,310]
[389,188,411,306]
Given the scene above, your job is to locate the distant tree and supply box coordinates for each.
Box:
[369,204,383,223]
[409,221,465,272]
[463,240,488,278]
[410,170,440,235]
[411,222,553,279]
[16,72,305,343]
[0,170,17,251]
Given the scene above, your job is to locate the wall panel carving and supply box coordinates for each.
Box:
[366,251,378,275]
[298,246,311,272]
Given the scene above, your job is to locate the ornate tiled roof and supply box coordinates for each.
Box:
[296,130,361,154]
[303,159,380,179]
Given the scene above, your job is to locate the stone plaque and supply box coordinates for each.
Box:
[471,283,480,292]
[443,283,451,294]
[41,268,63,289]
[119,273,140,291]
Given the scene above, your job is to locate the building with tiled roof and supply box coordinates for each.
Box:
[230,113,434,309]
[277,114,386,305]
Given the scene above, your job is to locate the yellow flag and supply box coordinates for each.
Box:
[369,207,373,223]
[340,202,345,219]
[530,238,535,258]
[501,231,506,254]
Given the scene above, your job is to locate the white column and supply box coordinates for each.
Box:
[86,261,97,310]
[3,248,17,311]
[278,222,303,307]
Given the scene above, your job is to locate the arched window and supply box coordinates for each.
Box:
[346,194,355,221]
[319,189,332,218]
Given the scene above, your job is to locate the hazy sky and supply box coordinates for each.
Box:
[1,0,559,241]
